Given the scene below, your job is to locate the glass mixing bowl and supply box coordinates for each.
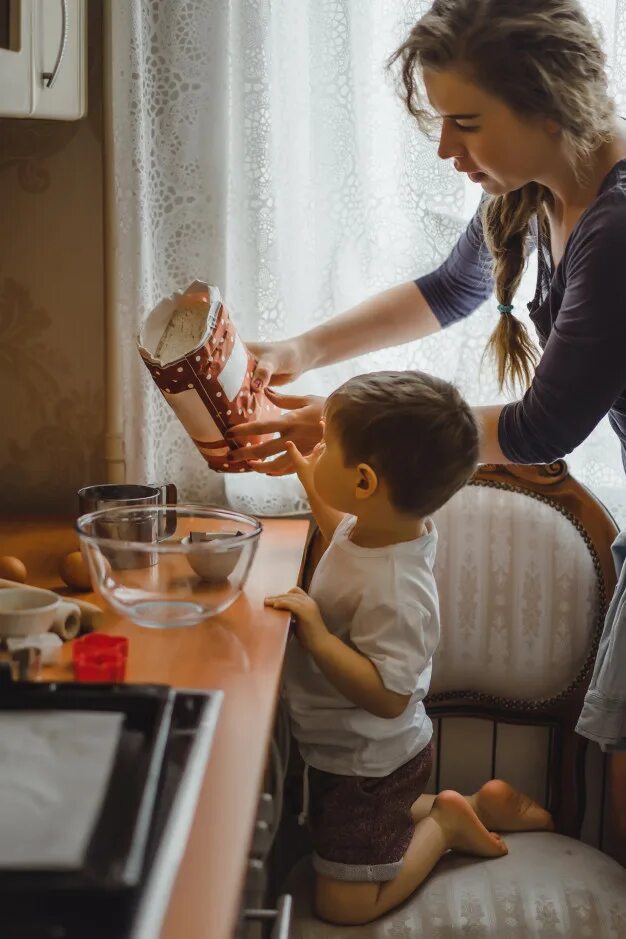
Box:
[76,505,262,628]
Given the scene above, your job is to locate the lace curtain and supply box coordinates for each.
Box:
[106,0,626,523]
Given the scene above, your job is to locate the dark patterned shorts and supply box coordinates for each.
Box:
[308,741,433,882]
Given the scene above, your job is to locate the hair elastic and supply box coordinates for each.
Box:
[497,303,514,315]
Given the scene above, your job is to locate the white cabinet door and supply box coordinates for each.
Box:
[0,0,33,116]
[0,0,86,119]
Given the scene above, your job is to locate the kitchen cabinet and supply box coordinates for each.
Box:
[0,0,86,119]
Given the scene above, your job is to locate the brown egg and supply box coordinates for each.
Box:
[0,556,27,583]
[59,551,92,592]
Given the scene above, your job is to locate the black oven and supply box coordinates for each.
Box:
[0,681,222,939]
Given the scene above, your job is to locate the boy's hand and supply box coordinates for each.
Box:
[280,436,323,492]
[264,586,328,652]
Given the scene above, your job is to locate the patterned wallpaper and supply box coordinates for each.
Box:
[0,1,105,516]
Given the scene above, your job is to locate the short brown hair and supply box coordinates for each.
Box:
[326,370,479,517]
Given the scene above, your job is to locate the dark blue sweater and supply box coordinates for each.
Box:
[416,159,626,469]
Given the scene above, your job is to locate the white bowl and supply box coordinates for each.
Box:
[181,532,244,583]
[0,587,60,638]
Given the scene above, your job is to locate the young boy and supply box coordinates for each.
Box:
[265,370,552,926]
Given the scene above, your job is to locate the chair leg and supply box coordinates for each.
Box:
[609,752,626,866]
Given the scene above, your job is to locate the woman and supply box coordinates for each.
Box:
[230,1,626,770]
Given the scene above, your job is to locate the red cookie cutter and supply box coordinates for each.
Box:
[72,633,129,682]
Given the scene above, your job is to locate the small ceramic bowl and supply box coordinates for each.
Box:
[0,587,60,638]
[181,531,245,583]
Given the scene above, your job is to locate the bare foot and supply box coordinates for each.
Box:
[430,791,508,858]
[473,780,554,833]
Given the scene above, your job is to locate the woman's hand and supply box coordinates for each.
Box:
[227,390,326,475]
[264,586,328,653]
[247,338,306,391]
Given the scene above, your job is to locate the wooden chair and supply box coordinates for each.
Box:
[284,462,626,938]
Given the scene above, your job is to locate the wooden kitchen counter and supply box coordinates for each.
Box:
[0,515,310,939]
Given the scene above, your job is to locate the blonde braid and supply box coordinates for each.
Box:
[482,185,550,390]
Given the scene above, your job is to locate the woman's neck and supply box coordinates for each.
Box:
[543,130,626,220]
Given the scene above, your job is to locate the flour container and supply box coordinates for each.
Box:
[137,282,280,472]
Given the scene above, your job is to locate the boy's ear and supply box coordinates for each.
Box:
[355,463,378,499]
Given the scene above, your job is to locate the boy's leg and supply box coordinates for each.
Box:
[314,790,507,926]
[410,779,554,832]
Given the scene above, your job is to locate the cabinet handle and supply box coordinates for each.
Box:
[244,894,292,939]
[42,0,68,88]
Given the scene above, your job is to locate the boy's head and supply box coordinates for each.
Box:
[316,370,479,518]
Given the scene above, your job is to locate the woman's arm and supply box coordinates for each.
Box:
[497,201,626,465]
[248,282,442,390]
[302,283,442,370]
[240,204,496,470]
[250,203,495,389]
[473,405,510,464]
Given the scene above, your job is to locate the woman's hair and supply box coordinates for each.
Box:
[388,0,615,391]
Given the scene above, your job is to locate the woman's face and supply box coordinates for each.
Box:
[423,68,559,195]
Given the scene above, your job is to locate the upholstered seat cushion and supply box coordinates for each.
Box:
[286,833,626,938]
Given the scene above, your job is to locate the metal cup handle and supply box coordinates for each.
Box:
[148,482,178,538]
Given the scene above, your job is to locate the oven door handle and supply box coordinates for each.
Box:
[244,893,292,939]
[42,0,69,88]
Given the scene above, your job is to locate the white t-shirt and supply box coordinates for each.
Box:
[282,514,440,777]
